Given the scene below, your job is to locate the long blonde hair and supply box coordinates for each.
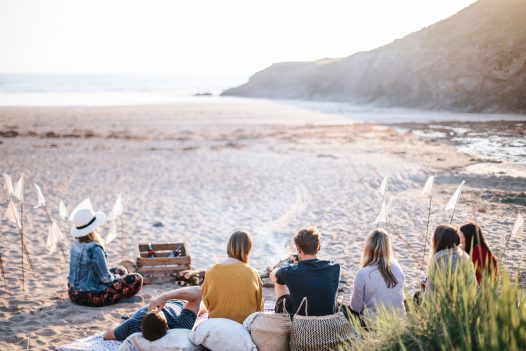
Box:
[361,229,398,288]
[227,231,253,263]
[77,230,104,247]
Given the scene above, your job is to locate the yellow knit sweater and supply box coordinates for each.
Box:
[201,261,263,323]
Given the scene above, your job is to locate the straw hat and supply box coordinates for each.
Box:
[70,208,106,237]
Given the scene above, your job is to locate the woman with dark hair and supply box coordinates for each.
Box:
[425,224,477,293]
[459,222,498,284]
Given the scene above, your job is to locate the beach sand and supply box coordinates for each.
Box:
[0,98,524,350]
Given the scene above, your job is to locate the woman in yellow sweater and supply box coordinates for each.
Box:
[201,231,263,323]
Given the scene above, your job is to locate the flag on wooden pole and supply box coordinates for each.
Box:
[374,199,389,226]
[379,176,388,197]
[446,180,465,224]
[68,198,93,221]
[3,174,13,195]
[107,194,125,255]
[13,175,24,202]
[422,176,435,196]
[46,222,60,254]
[502,212,524,259]
[512,212,524,238]
[420,176,435,270]
[106,220,118,244]
[34,184,46,209]
[107,194,123,222]
[59,201,69,221]
[5,199,21,229]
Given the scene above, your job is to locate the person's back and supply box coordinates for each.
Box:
[471,244,498,283]
[202,261,263,323]
[201,231,263,323]
[426,225,477,294]
[67,208,142,307]
[271,227,340,316]
[459,222,498,284]
[350,263,405,316]
[68,240,110,292]
[276,258,340,316]
[349,229,405,318]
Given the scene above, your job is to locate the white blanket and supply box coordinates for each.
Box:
[56,335,121,351]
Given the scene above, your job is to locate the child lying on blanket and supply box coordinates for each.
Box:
[103,286,202,342]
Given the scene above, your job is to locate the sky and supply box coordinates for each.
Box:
[0,0,477,80]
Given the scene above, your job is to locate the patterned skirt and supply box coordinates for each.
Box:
[68,267,143,307]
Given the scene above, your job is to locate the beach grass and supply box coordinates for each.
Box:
[342,266,526,351]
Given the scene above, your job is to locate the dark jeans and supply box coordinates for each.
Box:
[68,267,143,307]
[275,294,294,314]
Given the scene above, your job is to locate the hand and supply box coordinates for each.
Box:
[148,294,167,313]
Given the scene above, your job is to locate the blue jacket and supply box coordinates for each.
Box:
[68,241,116,292]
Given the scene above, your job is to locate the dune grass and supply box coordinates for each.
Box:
[342,265,526,351]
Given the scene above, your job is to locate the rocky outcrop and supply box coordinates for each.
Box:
[222,0,526,113]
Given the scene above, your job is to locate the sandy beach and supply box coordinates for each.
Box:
[0,98,524,350]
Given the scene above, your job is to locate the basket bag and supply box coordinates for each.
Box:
[290,297,355,351]
[244,299,292,351]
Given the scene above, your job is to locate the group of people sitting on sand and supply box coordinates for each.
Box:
[66,207,498,344]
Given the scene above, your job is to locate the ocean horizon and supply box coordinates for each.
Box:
[0,73,246,106]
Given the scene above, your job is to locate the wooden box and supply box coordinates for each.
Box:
[136,243,191,285]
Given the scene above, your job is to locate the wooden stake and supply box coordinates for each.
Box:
[0,252,7,291]
[120,215,125,259]
[19,201,25,291]
[449,200,458,224]
[421,194,433,270]
[42,206,68,264]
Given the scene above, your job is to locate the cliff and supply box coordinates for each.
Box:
[222,0,526,113]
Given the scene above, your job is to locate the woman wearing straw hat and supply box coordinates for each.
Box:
[67,208,143,307]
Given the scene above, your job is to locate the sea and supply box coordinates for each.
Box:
[0,74,524,165]
[0,73,243,106]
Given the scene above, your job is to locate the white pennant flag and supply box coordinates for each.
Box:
[13,174,24,202]
[105,220,118,244]
[34,183,46,209]
[379,177,388,197]
[512,212,524,238]
[5,199,21,229]
[374,199,389,224]
[422,176,435,196]
[500,226,507,249]
[68,198,93,221]
[3,173,13,195]
[445,180,465,211]
[107,194,123,222]
[59,201,69,221]
[47,221,62,254]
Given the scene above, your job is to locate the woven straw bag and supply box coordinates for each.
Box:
[246,300,292,351]
[290,297,355,351]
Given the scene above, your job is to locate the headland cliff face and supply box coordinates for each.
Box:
[222,0,526,113]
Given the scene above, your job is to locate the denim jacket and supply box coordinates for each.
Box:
[68,241,116,292]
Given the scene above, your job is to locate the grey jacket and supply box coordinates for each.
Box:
[426,247,477,293]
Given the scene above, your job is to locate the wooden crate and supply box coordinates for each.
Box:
[136,243,191,285]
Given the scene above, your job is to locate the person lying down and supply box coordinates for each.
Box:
[103,286,203,347]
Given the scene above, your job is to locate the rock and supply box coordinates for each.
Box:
[222,0,526,114]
